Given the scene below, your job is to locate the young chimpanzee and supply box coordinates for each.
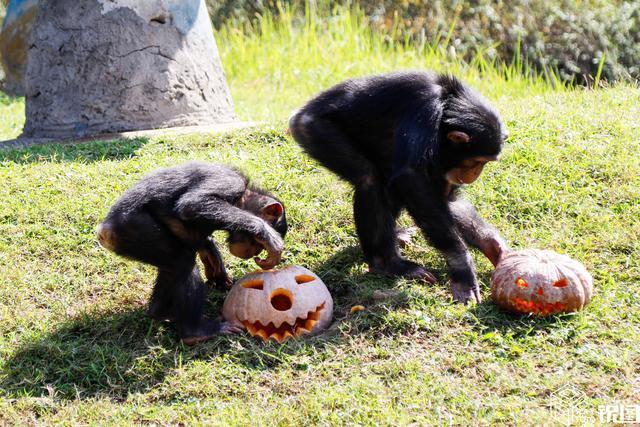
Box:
[289,71,509,304]
[97,162,287,344]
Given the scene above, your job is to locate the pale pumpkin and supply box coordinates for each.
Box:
[491,249,593,316]
[222,265,333,342]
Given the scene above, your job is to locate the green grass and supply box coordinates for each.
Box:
[217,3,564,123]
[0,5,639,426]
[0,92,24,140]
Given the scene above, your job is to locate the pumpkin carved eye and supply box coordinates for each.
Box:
[242,279,264,290]
[295,274,315,284]
[553,278,568,288]
[515,277,529,288]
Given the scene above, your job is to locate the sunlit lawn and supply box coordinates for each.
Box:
[0,5,638,425]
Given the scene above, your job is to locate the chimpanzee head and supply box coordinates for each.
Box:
[437,75,508,185]
[227,187,288,259]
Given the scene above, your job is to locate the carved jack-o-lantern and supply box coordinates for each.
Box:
[222,266,333,342]
[491,249,593,316]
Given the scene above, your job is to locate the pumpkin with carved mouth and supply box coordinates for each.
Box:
[222,265,334,342]
[491,249,593,316]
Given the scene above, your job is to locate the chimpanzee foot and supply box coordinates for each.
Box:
[369,258,437,283]
[148,309,175,322]
[219,320,244,335]
[180,318,241,346]
[396,226,418,249]
[450,281,482,304]
[395,260,437,283]
[147,301,175,322]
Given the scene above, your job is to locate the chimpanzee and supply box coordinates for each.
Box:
[289,71,509,303]
[96,162,288,345]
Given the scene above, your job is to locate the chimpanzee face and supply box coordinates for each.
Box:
[228,231,264,259]
[227,198,287,260]
[441,129,506,186]
[444,155,498,185]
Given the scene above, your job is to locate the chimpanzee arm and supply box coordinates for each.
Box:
[449,199,510,267]
[175,190,284,259]
[198,237,233,290]
[391,172,480,303]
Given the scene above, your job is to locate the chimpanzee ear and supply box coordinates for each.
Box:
[262,202,283,220]
[447,130,471,144]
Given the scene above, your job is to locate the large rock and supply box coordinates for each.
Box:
[22,0,236,139]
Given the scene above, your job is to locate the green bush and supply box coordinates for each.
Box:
[207,0,640,84]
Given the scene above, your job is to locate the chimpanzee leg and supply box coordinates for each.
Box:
[291,116,377,182]
[389,196,417,248]
[98,211,221,340]
[391,173,481,303]
[98,211,185,267]
[353,177,398,267]
[98,211,185,320]
[291,117,435,282]
[355,177,436,282]
[156,254,223,344]
[198,237,233,290]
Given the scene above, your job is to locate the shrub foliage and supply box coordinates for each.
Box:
[208,0,640,84]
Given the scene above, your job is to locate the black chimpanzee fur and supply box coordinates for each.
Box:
[289,71,509,303]
[97,162,287,344]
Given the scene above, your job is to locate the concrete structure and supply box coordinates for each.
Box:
[22,0,236,139]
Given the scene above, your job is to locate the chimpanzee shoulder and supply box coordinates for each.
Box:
[109,162,249,215]
[297,72,432,117]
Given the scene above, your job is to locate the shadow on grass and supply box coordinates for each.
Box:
[467,301,572,336]
[309,245,452,336]
[1,308,173,400]
[1,244,430,401]
[313,247,568,339]
[0,247,373,401]
[0,302,347,401]
[312,245,410,302]
[0,137,150,163]
[4,247,556,401]
[311,245,447,297]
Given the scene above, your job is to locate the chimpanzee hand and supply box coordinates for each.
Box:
[254,224,284,270]
[478,235,510,267]
[450,280,482,304]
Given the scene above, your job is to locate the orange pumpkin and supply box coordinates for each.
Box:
[491,249,593,316]
[222,265,333,343]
